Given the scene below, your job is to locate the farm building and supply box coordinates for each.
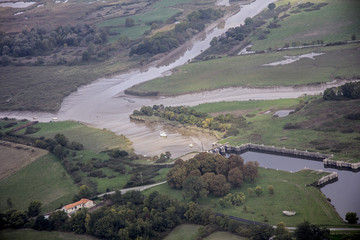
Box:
[61,198,94,214]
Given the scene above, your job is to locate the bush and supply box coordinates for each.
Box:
[25,126,41,134]
[283,123,301,129]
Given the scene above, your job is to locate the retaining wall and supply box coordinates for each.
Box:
[208,143,360,170]
[317,172,338,187]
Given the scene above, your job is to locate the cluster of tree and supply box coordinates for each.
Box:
[323,82,360,100]
[209,16,258,48]
[167,153,259,201]
[0,200,42,229]
[130,8,223,56]
[218,192,246,208]
[35,133,83,159]
[0,25,107,59]
[3,190,351,240]
[132,105,245,135]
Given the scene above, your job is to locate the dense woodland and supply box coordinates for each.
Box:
[167,153,259,202]
[0,25,109,65]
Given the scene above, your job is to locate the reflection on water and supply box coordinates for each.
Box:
[273,110,294,117]
[241,151,360,219]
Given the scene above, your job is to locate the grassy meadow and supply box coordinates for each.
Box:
[126,43,360,95]
[251,0,360,51]
[145,168,345,227]
[20,121,132,153]
[192,96,360,162]
[164,224,245,240]
[97,0,204,40]
[0,229,99,240]
[0,154,78,213]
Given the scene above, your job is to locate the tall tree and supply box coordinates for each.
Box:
[228,155,244,171]
[228,167,243,188]
[345,212,358,224]
[28,201,42,217]
[294,221,329,240]
[244,161,259,182]
[182,176,208,202]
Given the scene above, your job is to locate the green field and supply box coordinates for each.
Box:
[0,154,78,213]
[126,43,360,95]
[251,0,360,51]
[164,224,245,240]
[146,168,345,227]
[164,224,201,240]
[192,96,360,162]
[0,229,99,240]
[23,121,132,153]
[98,0,194,40]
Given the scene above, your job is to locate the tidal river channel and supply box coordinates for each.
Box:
[1,0,359,220]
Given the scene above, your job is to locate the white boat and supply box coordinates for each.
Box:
[189,143,193,148]
[52,117,58,121]
[160,131,167,137]
[282,211,296,216]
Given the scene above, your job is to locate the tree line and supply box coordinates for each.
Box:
[130,8,223,56]
[132,105,245,137]
[323,82,360,100]
[167,153,259,202]
[0,25,107,58]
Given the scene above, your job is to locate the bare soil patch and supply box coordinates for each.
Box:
[0,140,47,180]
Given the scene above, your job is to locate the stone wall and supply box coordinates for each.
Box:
[208,143,360,170]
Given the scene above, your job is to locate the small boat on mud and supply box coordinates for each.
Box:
[160,131,167,137]
[282,211,296,216]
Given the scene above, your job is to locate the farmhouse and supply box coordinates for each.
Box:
[62,198,94,214]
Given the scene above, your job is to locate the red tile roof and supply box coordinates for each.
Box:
[63,198,91,210]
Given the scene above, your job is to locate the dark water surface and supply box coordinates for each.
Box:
[241,151,360,220]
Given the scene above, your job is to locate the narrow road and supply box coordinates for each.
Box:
[96,181,167,198]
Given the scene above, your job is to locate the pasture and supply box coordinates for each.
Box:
[251,0,360,51]
[0,154,78,213]
[126,43,360,95]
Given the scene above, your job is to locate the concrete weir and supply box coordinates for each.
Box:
[208,143,360,171]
